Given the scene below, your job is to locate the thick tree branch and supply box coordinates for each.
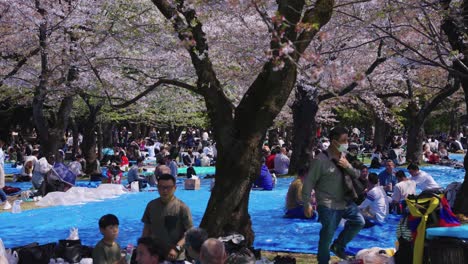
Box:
[420,74,460,119]
[106,78,197,109]
[376,92,409,99]
[296,0,335,54]
[0,48,40,87]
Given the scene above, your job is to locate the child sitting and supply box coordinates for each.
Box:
[106,163,122,184]
[92,214,126,264]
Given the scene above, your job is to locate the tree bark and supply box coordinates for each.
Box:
[404,74,460,163]
[33,95,74,159]
[79,94,104,174]
[97,121,103,161]
[267,129,279,147]
[406,103,425,164]
[289,84,319,175]
[168,125,184,146]
[373,115,388,147]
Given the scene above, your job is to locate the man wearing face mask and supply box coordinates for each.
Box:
[302,127,365,263]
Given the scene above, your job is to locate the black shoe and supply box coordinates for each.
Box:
[330,243,352,260]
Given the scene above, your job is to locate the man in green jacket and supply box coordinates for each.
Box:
[302,127,365,264]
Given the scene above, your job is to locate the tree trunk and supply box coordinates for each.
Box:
[169,125,184,146]
[373,115,389,147]
[81,120,97,175]
[97,121,103,161]
[79,99,103,174]
[102,122,113,148]
[33,96,74,159]
[406,120,425,164]
[200,138,262,245]
[267,129,278,147]
[289,85,319,175]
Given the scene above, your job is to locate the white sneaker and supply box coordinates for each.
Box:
[2,201,12,210]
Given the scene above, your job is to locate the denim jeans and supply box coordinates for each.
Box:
[317,203,365,264]
[0,188,6,202]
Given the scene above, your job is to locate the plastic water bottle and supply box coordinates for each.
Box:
[11,200,22,213]
[126,243,134,263]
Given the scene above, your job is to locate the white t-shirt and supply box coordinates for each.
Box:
[203,146,214,157]
[68,161,83,176]
[202,132,209,141]
[411,170,440,191]
[145,144,156,158]
[359,186,390,223]
[66,137,74,147]
[454,140,463,150]
[371,152,382,162]
[274,153,290,175]
[392,180,416,202]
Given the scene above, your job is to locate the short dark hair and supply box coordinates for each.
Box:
[297,166,309,177]
[157,173,176,184]
[407,163,419,171]
[99,214,119,229]
[368,172,379,185]
[359,164,368,170]
[137,157,145,164]
[137,237,169,260]
[396,170,407,179]
[185,228,208,253]
[329,127,349,141]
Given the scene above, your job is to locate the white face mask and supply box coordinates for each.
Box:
[338,143,349,153]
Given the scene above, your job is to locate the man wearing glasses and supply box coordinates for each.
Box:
[142,174,193,261]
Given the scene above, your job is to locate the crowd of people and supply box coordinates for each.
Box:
[1,124,464,264]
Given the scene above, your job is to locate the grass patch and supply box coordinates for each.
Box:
[262,251,340,264]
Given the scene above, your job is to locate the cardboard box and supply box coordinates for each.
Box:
[184,178,200,190]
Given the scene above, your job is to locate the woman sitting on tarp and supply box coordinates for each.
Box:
[252,159,274,191]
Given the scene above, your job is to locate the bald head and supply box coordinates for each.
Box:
[200,238,226,264]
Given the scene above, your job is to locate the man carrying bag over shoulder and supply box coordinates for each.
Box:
[302,127,365,264]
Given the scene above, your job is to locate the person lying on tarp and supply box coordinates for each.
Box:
[284,166,317,219]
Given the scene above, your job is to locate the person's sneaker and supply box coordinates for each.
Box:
[2,201,12,210]
[330,243,352,260]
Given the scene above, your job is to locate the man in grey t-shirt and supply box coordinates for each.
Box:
[142,174,193,261]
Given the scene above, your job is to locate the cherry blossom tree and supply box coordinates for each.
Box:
[141,0,335,243]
